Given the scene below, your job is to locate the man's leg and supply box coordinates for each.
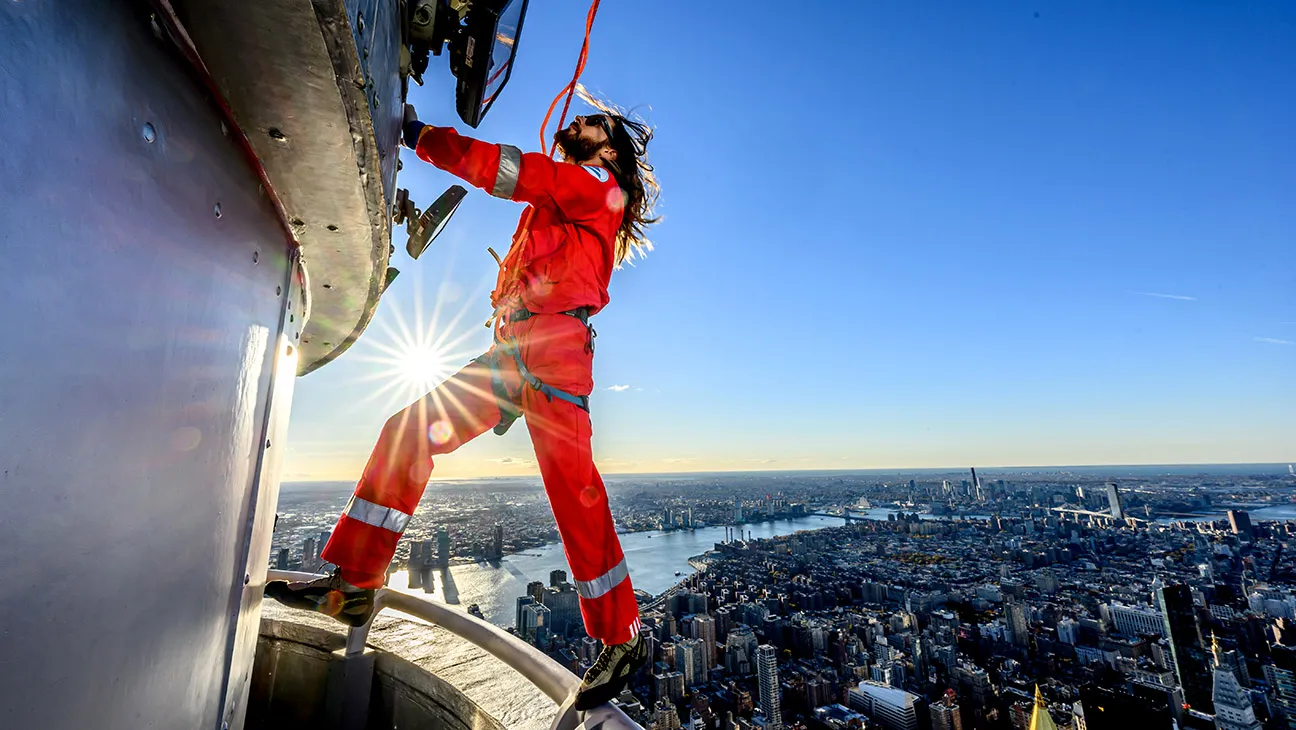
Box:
[267,354,507,625]
[323,354,505,586]
[523,388,646,709]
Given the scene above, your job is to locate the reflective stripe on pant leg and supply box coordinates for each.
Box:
[574,558,630,600]
[323,355,507,582]
[343,495,412,533]
[523,386,640,644]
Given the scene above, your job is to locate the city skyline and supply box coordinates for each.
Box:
[283,0,1295,482]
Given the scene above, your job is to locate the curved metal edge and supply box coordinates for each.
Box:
[264,570,643,729]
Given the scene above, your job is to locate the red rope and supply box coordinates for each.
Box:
[490,0,602,315]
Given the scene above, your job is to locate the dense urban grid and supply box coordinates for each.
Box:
[271,467,1296,730]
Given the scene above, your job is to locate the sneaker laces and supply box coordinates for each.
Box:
[590,643,617,677]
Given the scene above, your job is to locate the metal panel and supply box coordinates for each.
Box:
[345,0,404,202]
[169,0,403,374]
[0,2,298,728]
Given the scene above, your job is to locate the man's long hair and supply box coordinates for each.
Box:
[578,87,660,266]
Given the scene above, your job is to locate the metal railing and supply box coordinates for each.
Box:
[265,570,642,730]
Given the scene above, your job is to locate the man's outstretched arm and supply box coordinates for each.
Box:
[403,110,610,222]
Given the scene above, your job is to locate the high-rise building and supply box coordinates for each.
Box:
[757,644,782,730]
[929,689,963,730]
[1057,618,1078,645]
[653,699,681,730]
[542,583,580,638]
[1263,664,1296,730]
[1007,600,1030,647]
[549,569,567,587]
[1228,510,1255,542]
[1212,638,1260,730]
[692,613,717,665]
[847,681,919,730]
[492,523,503,559]
[734,499,744,523]
[1108,604,1165,638]
[520,603,550,645]
[515,595,535,632]
[436,526,450,568]
[726,625,757,676]
[1105,482,1124,521]
[275,547,289,569]
[677,638,707,686]
[1157,583,1213,712]
[654,670,685,703]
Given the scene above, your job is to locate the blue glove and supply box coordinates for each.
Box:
[402,119,426,149]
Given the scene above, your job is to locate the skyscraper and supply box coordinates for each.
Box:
[1105,482,1124,521]
[1157,583,1213,712]
[520,602,550,645]
[692,613,717,665]
[1212,637,1260,730]
[436,526,450,568]
[492,522,503,559]
[1228,510,1255,542]
[677,638,707,686]
[542,583,580,638]
[549,569,568,587]
[757,644,782,730]
[516,595,535,632]
[725,625,757,676]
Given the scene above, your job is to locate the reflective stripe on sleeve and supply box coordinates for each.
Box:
[343,495,412,534]
[492,144,522,199]
[574,558,630,600]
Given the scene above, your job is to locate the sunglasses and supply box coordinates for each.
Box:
[581,114,617,142]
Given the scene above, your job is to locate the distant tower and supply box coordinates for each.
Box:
[1105,482,1124,521]
[492,522,503,559]
[1228,510,1255,542]
[930,689,963,730]
[756,644,782,730]
[1211,634,1261,730]
[549,569,568,587]
[436,526,450,568]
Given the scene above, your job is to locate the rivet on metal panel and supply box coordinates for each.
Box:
[266,440,271,449]
[322,283,332,289]
[253,251,259,264]
[357,12,365,34]
[289,314,294,322]
[291,218,304,227]
[276,285,282,296]
[214,202,222,218]
[141,123,156,143]
[243,573,250,585]
[327,224,339,232]
[268,127,286,142]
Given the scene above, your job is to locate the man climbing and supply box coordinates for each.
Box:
[267,102,659,710]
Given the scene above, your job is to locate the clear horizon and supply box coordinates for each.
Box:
[283,1,1295,483]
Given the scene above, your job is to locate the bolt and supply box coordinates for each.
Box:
[253,251,259,264]
[265,439,271,449]
[243,573,250,585]
[142,123,156,143]
[268,127,286,142]
[327,224,339,232]
[357,12,364,33]
[276,285,282,296]
[214,202,222,218]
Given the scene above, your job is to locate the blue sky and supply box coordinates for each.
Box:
[283,0,1295,480]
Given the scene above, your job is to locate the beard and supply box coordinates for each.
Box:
[554,126,604,162]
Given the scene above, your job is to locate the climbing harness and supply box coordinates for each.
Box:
[488,308,597,436]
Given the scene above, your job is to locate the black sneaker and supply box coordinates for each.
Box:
[264,569,375,628]
[573,634,648,711]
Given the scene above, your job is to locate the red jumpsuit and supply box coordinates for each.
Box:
[321,126,641,645]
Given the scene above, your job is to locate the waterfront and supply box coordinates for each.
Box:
[389,515,849,626]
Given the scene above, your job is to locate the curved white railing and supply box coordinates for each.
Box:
[265,570,641,730]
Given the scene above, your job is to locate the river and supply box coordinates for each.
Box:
[388,515,848,626]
